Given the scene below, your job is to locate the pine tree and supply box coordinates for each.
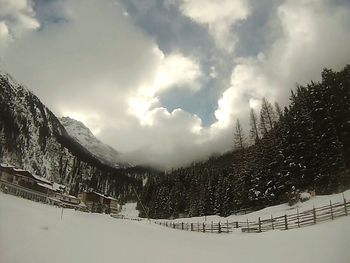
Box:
[275,102,283,120]
[259,97,277,136]
[249,109,260,143]
[233,119,246,151]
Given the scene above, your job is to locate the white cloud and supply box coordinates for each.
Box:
[173,0,251,52]
[214,61,271,129]
[0,21,9,40]
[128,51,201,123]
[213,0,350,132]
[1,0,350,169]
[1,0,206,169]
[0,0,40,40]
[154,52,201,92]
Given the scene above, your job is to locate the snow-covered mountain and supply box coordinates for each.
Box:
[0,70,143,198]
[60,117,130,168]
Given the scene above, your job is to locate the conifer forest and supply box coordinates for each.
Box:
[139,65,350,219]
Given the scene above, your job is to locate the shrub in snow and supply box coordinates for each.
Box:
[299,192,311,202]
[287,186,300,206]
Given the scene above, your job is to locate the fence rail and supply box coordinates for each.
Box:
[155,198,349,234]
[110,214,142,221]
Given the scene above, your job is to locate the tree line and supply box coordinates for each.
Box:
[138,65,350,219]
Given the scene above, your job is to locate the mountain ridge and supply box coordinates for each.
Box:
[0,71,146,200]
[60,116,131,169]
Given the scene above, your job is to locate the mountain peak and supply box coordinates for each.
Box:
[60,116,130,168]
[60,116,96,139]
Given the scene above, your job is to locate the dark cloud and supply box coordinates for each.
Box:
[119,0,213,54]
[235,0,283,57]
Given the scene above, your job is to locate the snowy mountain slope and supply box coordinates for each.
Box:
[0,71,142,198]
[1,192,349,263]
[60,117,131,168]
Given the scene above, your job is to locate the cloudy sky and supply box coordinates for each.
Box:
[1,0,350,169]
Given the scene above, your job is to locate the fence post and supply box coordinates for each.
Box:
[226,220,229,233]
[173,222,175,229]
[181,222,184,230]
[284,214,288,230]
[297,208,300,227]
[235,221,239,229]
[258,217,262,232]
[330,200,334,220]
[211,221,213,233]
[190,223,193,231]
[246,219,250,233]
[218,222,221,233]
[344,198,348,216]
[203,222,205,233]
[313,207,317,224]
[197,222,200,232]
[271,215,274,230]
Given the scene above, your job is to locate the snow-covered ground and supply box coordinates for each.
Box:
[119,202,140,218]
[1,192,350,263]
[168,190,350,223]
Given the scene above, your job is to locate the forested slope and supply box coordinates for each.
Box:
[139,65,350,218]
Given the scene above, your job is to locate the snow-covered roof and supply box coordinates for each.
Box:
[86,191,118,201]
[53,182,66,191]
[0,163,15,168]
[13,168,29,173]
[32,174,52,185]
[38,180,66,193]
[37,182,55,191]
[61,193,79,199]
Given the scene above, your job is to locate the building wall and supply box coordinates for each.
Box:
[0,171,13,183]
[78,192,120,214]
[60,194,80,204]
[110,199,120,214]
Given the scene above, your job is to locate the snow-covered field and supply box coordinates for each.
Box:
[169,190,350,223]
[1,192,350,263]
[119,202,140,218]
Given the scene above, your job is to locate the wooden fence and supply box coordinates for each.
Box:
[155,198,350,234]
[110,214,143,221]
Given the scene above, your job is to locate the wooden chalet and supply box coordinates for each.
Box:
[0,163,80,208]
[78,191,120,214]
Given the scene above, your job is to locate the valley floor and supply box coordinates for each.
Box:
[1,192,350,263]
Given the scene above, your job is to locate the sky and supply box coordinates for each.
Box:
[0,0,350,169]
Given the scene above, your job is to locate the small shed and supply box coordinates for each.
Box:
[78,191,120,214]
